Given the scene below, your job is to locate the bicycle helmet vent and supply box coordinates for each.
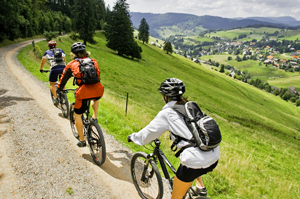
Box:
[71,42,86,53]
[158,78,185,99]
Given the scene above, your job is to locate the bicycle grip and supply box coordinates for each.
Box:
[127,135,132,142]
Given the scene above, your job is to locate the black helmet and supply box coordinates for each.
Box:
[71,42,86,53]
[158,78,185,100]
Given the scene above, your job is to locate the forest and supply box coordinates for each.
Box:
[0,0,106,42]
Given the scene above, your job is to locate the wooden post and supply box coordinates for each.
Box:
[32,40,35,47]
[125,92,129,116]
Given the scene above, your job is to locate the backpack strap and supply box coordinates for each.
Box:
[169,131,197,158]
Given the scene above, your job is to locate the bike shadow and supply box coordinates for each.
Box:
[82,149,134,183]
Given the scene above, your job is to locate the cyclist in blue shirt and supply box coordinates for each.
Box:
[40,40,66,106]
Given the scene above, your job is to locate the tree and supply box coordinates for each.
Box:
[72,0,97,44]
[236,55,242,62]
[219,64,225,73]
[105,0,141,59]
[138,18,149,44]
[163,41,173,54]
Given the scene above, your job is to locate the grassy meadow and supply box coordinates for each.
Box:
[201,54,300,89]
[16,32,300,199]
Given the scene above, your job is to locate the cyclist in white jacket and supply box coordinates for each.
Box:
[128,78,220,199]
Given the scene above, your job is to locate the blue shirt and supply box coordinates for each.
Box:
[43,48,66,68]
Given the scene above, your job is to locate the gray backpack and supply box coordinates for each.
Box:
[171,101,222,156]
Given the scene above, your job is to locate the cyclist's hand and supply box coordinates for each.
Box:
[127,135,132,143]
[40,69,44,73]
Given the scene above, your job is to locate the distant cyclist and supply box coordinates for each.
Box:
[40,40,66,106]
[57,42,104,147]
[128,78,220,199]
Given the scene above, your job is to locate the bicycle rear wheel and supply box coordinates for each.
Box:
[87,121,106,166]
[59,92,69,118]
[69,102,79,140]
[131,152,163,199]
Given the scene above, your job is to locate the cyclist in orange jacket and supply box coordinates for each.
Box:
[57,42,104,147]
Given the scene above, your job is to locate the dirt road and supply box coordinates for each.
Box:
[0,40,141,198]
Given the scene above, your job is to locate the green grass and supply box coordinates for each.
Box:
[206,27,283,41]
[16,32,300,199]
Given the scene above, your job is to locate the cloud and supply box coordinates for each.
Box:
[106,0,300,20]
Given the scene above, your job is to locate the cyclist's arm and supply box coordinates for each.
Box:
[57,64,72,91]
[130,111,168,145]
[40,58,47,70]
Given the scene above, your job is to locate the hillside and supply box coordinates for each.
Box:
[130,12,292,39]
[19,32,300,198]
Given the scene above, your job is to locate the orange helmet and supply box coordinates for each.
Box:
[48,40,56,49]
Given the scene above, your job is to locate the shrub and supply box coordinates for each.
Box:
[43,31,59,41]
[282,91,292,101]
[273,89,280,96]
[290,97,297,103]
[70,32,79,40]
[296,99,300,106]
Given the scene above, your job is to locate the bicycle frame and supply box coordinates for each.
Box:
[144,139,198,199]
[148,139,177,191]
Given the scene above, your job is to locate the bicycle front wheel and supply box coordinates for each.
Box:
[69,102,79,140]
[87,121,106,166]
[131,152,163,199]
[60,93,69,118]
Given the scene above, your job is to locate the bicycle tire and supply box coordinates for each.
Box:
[60,92,69,118]
[130,152,163,199]
[69,102,79,140]
[87,121,106,166]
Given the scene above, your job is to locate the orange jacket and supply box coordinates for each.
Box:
[57,58,104,100]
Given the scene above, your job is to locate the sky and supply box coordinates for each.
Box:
[104,0,300,21]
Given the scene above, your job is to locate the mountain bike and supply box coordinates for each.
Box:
[69,97,106,166]
[42,70,69,118]
[130,139,210,199]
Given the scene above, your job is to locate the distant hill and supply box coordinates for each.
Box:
[130,12,294,39]
[245,16,300,27]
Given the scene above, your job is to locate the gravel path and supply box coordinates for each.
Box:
[0,41,142,198]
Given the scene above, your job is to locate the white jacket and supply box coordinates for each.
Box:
[130,101,220,169]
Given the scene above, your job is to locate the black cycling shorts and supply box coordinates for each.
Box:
[74,97,101,115]
[176,161,218,183]
[49,65,65,82]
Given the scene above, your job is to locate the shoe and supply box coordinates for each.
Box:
[54,98,59,107]
[77,140,86,147]
[192,186,207,196]
[91,118,98,123]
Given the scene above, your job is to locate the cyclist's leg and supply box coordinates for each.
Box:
[195,176,205,189]
[50,81,57,98]
[74,113,84,141]
[91,98,100,119]
[171,176,193,199]
[74,99,88,142]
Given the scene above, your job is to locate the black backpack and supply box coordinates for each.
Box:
[76,58,100,85]
[171,101,222,157]
[51,48,63,61]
